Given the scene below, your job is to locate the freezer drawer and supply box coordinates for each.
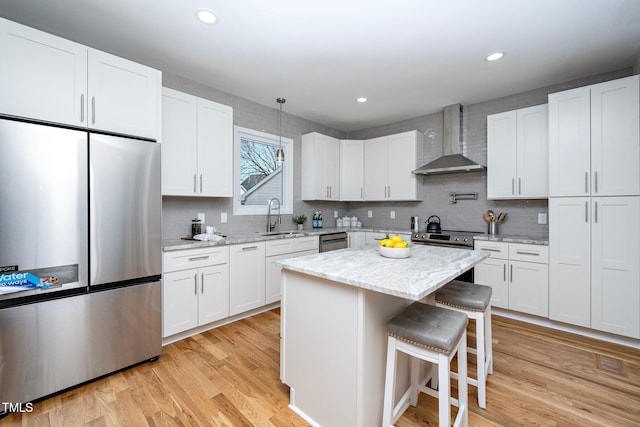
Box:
[0,281,161,405]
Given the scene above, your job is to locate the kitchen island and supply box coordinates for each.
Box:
[277,244,486,427]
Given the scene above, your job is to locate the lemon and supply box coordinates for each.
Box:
[393,241,408,248]
[390,235,404,243]
[379,238,390,247]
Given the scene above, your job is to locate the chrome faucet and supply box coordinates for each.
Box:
[267,198,281,232]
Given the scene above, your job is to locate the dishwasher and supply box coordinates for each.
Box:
[319,232,348,252]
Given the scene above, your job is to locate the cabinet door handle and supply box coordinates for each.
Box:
[481,247,502,253]
[388,186,391,198]
[188,255,210,261]
[594,201,598,223]
[80,94,85,122]
[510,264,513,282]
[518,178,522,195]
[512,178,515,195]
[361,187,363,199]
[200,174,203,193]
[585,172,589,194]
[585,201,588,223]
[201,273,204,293]
[516,250,539,256]
[91,96,96,124]
[242,245,259,251]
[503,264,506,281]
[594,171,598,194]
[194,273,198,295]
[193,174,197,193]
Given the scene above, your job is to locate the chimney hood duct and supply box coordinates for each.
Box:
[412,104,486,175]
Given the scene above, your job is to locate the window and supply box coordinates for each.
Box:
[233,126,293,215]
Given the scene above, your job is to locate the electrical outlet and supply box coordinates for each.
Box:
[538,213,547,225]
[334,210,338,218]
[367,210,373,218]
[390,211,395,219]
[221,212,227,223]
[197,213,205,223]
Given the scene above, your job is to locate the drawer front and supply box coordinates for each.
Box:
[163,246,229,272]
[474,241,508,259]
[293,236,319,253]
[509,243,549,263]
[265,236,319,256]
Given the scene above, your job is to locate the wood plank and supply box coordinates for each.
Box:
[3,311,639,426]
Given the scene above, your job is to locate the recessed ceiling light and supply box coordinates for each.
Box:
[485,52,504,62]
[357,97,368,103]
[196,9,218,25]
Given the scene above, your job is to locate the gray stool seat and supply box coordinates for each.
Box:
[435,280,492,312]
[387,302,468,355]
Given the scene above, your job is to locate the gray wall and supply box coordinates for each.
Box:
[162,68,634,240]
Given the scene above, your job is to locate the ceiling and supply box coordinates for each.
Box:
[2,0,640,132]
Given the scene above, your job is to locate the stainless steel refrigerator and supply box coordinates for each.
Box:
[0,117,161,410]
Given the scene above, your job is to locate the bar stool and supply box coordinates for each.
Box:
[383,302,469,427]
[434,280,493,409]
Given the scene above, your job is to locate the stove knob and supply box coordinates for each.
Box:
[463,238,469,242]
[421,233,427,239]
[454,237,460,241]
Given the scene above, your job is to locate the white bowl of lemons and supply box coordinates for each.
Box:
[379,235,411,259]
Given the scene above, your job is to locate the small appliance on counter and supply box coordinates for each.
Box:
[426,215,442,233]
[411,216,419,231]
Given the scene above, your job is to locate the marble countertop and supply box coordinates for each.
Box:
[162,227,413,251]
[474,234,549,245]
[276,244,487,301]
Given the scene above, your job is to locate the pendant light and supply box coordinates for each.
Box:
[276,97,286,163]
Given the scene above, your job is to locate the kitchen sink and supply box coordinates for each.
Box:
[258,231,306,236]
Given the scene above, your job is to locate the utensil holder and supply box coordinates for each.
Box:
[488,222,498,235]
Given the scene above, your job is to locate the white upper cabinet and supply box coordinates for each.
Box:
[340,139,364,201]
[301,132,340,200]
[363,136,388,200]
[549,75,639,197]
[487,104,548,199]
[590,76,640,196]
[0,18,161,139]
[363,130,419,201]
[161,88,233,197]
[161,88,197,195]
[87,49,160,139]
[0,18,87,127]
[196,97,234,196]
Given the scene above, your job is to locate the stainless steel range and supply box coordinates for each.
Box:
[411,229,482,282]
[411,230,481,248]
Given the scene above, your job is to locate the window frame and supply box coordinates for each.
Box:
[233,125,293,215]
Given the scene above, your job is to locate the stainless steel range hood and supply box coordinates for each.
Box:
[412,104,486,175]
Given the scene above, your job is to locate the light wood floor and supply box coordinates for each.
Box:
[4,308,640,426]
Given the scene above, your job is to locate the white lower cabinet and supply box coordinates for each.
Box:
[474,241,549,317]
[348,231,366,248]
[162,246,230,337]
[550,196,640,338]
[265,237,319,304]
[229,242,266,316]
